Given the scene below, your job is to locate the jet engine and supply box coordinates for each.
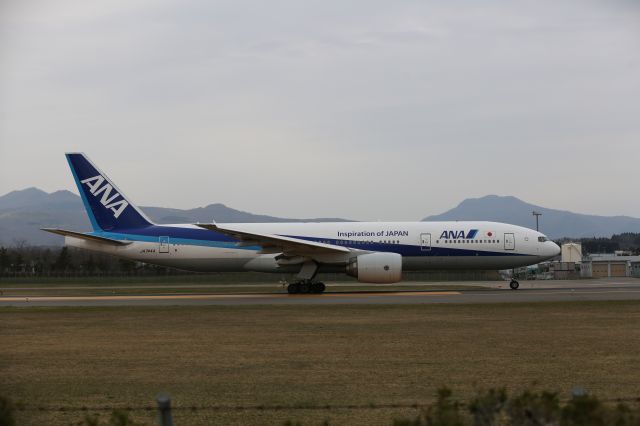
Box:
[345,252,402,283]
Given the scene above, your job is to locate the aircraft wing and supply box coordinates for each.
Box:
[41,228,132,246]
[195,224,350,255]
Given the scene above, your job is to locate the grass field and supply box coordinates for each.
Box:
[2,301,639,425]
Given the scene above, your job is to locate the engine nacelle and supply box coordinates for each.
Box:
[345,252,402,283]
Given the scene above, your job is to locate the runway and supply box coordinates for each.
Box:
[1,279,639,306]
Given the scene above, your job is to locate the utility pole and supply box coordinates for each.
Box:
[532,211,542,231]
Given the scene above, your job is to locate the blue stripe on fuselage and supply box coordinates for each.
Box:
[88,225,525,257]
[92,225,261,251]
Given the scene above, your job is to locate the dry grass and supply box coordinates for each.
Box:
[1,301,639,425]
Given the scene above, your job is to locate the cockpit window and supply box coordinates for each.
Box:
[538,236,548,242]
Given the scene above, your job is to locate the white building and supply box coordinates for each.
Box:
[561,243,582,263]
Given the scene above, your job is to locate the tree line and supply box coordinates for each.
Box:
[0,245,171,277]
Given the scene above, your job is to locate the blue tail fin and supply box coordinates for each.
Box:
[66,153,153,231]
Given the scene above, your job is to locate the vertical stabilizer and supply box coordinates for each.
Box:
[66,153,153,231]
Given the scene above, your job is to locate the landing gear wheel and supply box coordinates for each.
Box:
[509,280,519,290]
[299,281,311,294]
[287,282,300,294]
[311,282,326,294]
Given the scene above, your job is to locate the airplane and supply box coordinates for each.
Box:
[43,153,561,293]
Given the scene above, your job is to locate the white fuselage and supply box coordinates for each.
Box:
[65,221,560,275]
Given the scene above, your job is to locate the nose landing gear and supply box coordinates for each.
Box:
[287,280,326,294]
[509,279,519,290]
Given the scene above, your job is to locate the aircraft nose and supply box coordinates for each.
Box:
[549,242,561,257]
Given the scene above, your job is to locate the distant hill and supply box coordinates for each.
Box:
[2,189,639,246]
[423,195,640,239]
[0,188,91,247]
[0,188,349,246]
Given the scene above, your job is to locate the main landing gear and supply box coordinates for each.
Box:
[286,260,325,294]
[287,280,326,294]
[509,279,520,290]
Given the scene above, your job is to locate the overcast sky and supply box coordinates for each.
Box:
[1,0,639,221]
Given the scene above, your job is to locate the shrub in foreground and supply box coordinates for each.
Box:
[394,387,640,426]
[0,396,15,426]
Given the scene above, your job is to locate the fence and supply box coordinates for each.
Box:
[11,391,640,426]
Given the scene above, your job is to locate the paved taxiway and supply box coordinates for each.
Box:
[1,279,639,307]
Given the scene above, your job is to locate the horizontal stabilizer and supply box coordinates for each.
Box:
[41,228,132,246]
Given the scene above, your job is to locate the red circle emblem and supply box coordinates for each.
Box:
[487,232,493,237]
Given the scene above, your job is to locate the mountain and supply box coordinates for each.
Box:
[0,188,349,246]
[423,195,640,239]
[2,189,639,246]
[141,205,346,225]
[0,187,80,210]
[0,189,92,247]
